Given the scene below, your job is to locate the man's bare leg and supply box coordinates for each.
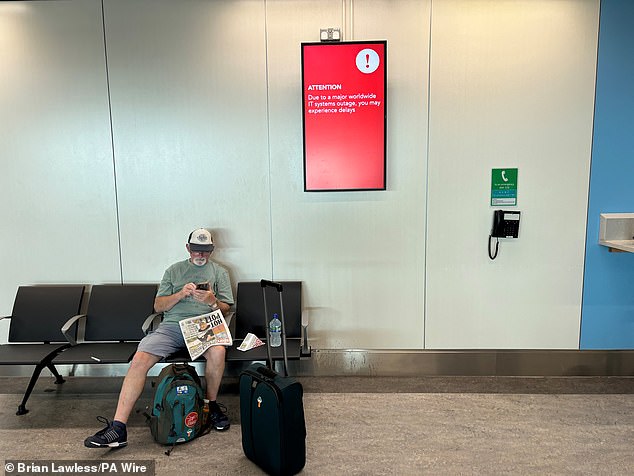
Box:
[113,351,161,423]
[84,351,161,448]
[203,345,225,401]
[203,346,229,430]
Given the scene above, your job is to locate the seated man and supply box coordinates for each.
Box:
[84,228,234,448]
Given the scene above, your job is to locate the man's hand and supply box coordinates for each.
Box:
[192,287,217,306]
[181,282,197,298]
[155,282,197,313]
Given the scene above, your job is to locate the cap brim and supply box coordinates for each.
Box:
[189,244,213,252]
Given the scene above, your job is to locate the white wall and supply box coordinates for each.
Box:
[425,0,599,348]
[102,0,272,285]
[265,0,430,348]
[0,0,120,341]
[0,0,599,350]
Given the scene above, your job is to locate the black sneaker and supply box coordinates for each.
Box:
[84,416,127,448]
[209,402,230,431]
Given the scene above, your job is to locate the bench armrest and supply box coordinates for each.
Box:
[61,314,86,346]
[142,312,163,335]
[301,311,311,357]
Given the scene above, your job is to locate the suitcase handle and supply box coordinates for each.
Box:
[256,365,278,379]
[260,279,283,292]
[261,279,289,376]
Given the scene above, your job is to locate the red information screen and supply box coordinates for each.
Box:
[302,41,387,191]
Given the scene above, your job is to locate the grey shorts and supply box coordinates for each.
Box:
[136,323,186,358]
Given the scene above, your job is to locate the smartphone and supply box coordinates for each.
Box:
[196,282,210,291]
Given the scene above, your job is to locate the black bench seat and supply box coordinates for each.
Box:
[0,285,85,415]
[53,284,158,365]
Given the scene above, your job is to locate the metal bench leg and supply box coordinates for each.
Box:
[46,362,66,385]
[16,356,65,415]
[17,363,46,415]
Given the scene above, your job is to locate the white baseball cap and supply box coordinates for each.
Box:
[187,228,214,252]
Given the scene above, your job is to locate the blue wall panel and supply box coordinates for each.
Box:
[581,0,634,349]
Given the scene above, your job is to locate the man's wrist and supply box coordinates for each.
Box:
[210,298,219,310]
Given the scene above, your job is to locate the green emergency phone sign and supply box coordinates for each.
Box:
[491,168,518,206]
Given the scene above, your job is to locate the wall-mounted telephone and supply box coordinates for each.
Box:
[488,210,521,260]
[491,210,521,238]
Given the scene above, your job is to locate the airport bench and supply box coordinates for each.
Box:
[55,284,158,365]
[4,281,309,415]
[10,284,157,415]
[0,285,85,415]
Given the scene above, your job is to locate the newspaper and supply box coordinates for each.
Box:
[237,332,265,352]
[179,310,233,360]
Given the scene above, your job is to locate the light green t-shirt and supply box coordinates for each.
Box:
[157,259,234,325]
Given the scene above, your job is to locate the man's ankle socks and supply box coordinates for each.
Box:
[112,420,126,431]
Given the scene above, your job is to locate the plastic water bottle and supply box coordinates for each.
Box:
[201,399,210,427]
[269,313,282,347]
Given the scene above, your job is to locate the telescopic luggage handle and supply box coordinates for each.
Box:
[260,279,289,376]
[260,279,283,292]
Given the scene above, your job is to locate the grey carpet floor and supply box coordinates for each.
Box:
[1,385,633,475]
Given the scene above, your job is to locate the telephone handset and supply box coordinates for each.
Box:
[489,210,520,260]
[491,210,520,238]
